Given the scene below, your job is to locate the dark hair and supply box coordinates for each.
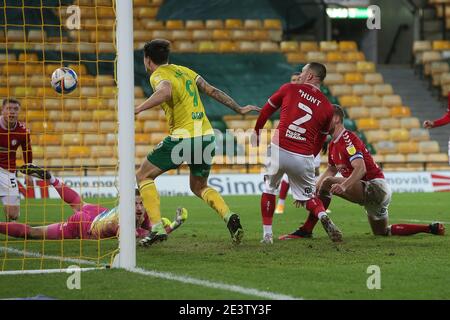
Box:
[333,104,345,123]
[2,98,20,107]
[143,39,170,65]
[135,188,141,196]
[292,72,301,76]
[308,62,327,82]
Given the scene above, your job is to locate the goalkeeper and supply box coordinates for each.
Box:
[0,164,187,240]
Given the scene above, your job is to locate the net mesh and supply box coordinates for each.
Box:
[0,0,119,272]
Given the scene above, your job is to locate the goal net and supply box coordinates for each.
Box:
[0,0,124,273]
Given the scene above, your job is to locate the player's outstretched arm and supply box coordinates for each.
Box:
[135,81,172,115]
[196,76,260,114]
[330,158,366,195]
[316,165,338,193]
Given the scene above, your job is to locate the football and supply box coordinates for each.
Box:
[50,67,78,94]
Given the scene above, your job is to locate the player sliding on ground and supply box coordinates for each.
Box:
[0,165,187,240]
[134,39,260,246]
[254,62,343,244]
[280,105,445,239]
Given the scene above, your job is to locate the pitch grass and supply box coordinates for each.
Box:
[0,193,449,299]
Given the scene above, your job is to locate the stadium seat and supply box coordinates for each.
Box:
[205,20,224,29]
[280,41,299,52]
[356,61,375,73]
[67,146,91,158]
[263,19,282,29]
[135,133,150,144]
[419,141,440,153]
[390,106,411,118]
[397,141,419,154]
[232,30,253,41]
[218,41,238,52]
[54,122,76,133]
[286,52,306,63]
[192,30,213,41]
[166,20,184,29]
[370,107,390,119]
[142,20,164,29]
[62,133,83,145]
[412,41,432,53]
[185,20,204,29]
[299,41,319,52]
[30,121,54,133]
[143,120,166,132]
[432,40,450,50]
[352,84,373,96]
[238,41,260,52]
[330,84,352,96]
[339,95,362,108]
[244,19,262,29]
[40,134,61,145]
[77,121,99,133]
[345,51,365,61]
[137,7,158,18]
[320,41,338,52]
[410,128,430,141]
[362,95,382,107]
[260,41,279,52]
[18,52,39,62]
[421,51,442,64]
[365,130,389,143]
[373,84,393,95]
[406,153,426,169]
[336,62,356,73]
[400,117,420,129]
[389,128,410,141]
[324,73,344,85]
[326,51,345,62]
[136,145,149,158]
[306,51,326,62]
[225,19,243,29]
[105,133,117,145]
[212,29,231,40]
[356,118,379,130]
[382,95,403,107]
[379,118,400,130]
[197,41,218,52]
[344,72,364,84]
[364,73,384,84]
[339,41,357,51]
[7,29,24,42]
[375,141,397,154]
[347,106,370,119]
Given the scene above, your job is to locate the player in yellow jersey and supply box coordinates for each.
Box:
[135,39,260,246]
[0,165,188,240]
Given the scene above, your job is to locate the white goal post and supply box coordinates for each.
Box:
[116,0,136,269]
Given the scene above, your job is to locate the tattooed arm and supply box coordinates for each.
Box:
[196,76,260,115]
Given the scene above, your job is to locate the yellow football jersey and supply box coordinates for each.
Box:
[149,64,214,138]
[89,207,119,239]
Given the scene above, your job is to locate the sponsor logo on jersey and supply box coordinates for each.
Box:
[11,139,17,146]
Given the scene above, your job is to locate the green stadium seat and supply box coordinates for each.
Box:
[344,118,357,131]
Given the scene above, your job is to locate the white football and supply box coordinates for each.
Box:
[51,67,78,94]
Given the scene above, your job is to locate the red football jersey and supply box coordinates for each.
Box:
[269,83,334,155]
[328,129,384,181]
[0,119,32,172]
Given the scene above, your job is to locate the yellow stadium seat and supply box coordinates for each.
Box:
[102,86,117,97]
[365,130,389,143]
[244,19,262,29]
[135,133,150,144]
[280,41,299,52]
[379,118,400,130]
[426,153,448,163]
[40,134,61,145]
[356,61,375,73]
[105,133,116,145]
[356,118,379,130]
[397,142,419,154]
[62,133,83,145]
[399,117,420,129]
[232,30,253,41]
[389,128,410,141]
[192,30,213,41]
[382,95,402,107]
[54,122,77,133]
[330,84,352,96]
[362,95,382,107]
[375,141,397,154]
[390,106,411,118]
[67,146,91,158]
[352,84,373,96]
[324,73,344,85]
[218,41,238,52]
[197,41,218,52]
[77,121,99,133]
[26,110,45,121]
[99,121,117,133]
[185,20,204,29]
[143,120,166,133]
[344,72,364,84]
[347,107,370,119]
[2,64,25,75]
[345,51,365,62]
[373,84,393,95]
[166,20,183,29]
[419,141,440,153]
[260,41,279,52]
[299,41,318,52]
[14,87,36,97]
[30,121,54,133]
[238,41,260,52]
[136,109,160,121]
[136,145,149,158]
[339,41,357,51]
[306,51,326,62]
[150,132,167,144]
[71,110,92,121]
[263,19,282,29]
[384,154,406,162]
[212,29,231,40]
[18,52,39,62]
[372,154,384,164]
[286,52,306,63]
[93,110,116,121]
[171,30,192,41]
[406,153,427,165]
[7,29,24,42]
[421,51,442,64]
[320,41,338,52]
[225,19,243,29]
[369,107,390,119]
[336,62,356,73]
[432,40,450,50]
[410,128,430,141]
[326,51,345,62]
[137,7,157,18]
[205,20,224,29]
[412,41,432,53]
[364,73,384,84]
[339,95,362,108]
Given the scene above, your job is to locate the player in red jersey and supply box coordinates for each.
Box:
[0,98,32,221]
[0,165,187,240]
[280,105,445,239]
[254,62,342,244]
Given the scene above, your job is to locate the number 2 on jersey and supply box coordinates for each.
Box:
[288,102,312,134]
[185,80,198,107]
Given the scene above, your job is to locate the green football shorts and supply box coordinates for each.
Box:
[147,134,216,178]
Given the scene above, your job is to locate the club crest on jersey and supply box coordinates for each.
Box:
[346,145,356,156]
[11,139,17,146]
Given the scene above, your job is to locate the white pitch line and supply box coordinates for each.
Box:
[0,267,104,276]
[128,267,301,300]
[0,246,301,300]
